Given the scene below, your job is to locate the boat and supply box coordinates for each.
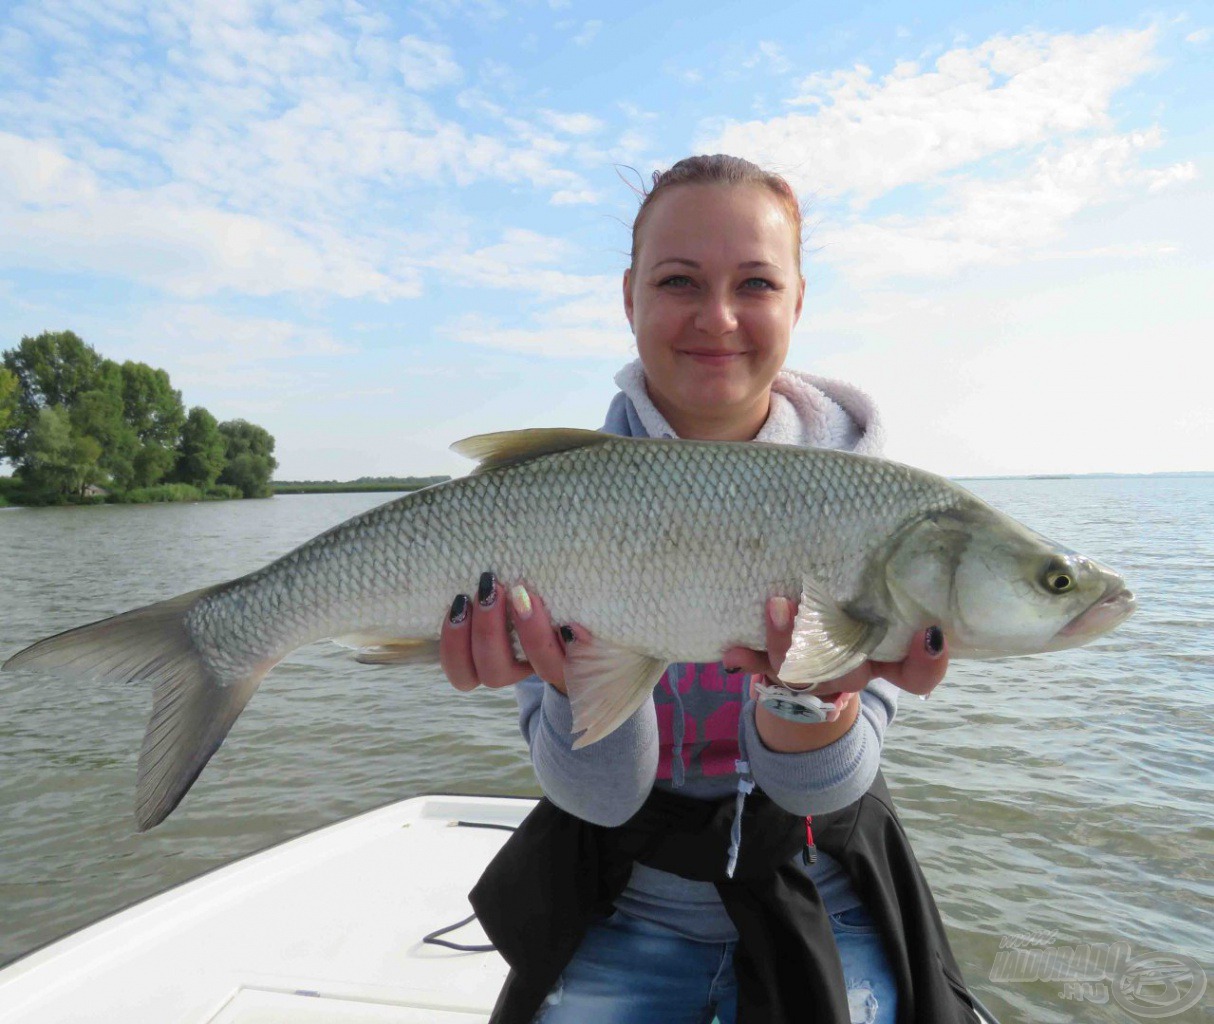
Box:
[0,794,1001,1022]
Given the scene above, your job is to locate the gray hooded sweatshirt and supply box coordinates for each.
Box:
[514,359,900,940]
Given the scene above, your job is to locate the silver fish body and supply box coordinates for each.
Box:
[3,429,1135,829]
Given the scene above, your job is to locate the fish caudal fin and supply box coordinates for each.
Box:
[3,586,275,831]
[567,641,667,750]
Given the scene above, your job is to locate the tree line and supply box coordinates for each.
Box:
[0,332,277,505]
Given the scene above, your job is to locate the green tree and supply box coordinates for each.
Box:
[23,406,104,500]
[2,331,104,464]
[70,382,139,491]
[120,361,186,487]
[0,366,17,438]
[175,406,227,489]
[218,419,278,498]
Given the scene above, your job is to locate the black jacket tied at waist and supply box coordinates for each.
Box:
[470,770,981,1024]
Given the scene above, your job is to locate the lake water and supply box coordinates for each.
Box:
[1,479,1211,1022]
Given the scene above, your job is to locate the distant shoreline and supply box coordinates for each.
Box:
[271,476,450,495]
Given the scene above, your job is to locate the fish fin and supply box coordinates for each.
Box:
[452,428,613,473]
[566,641,667,750]
[3,585,275,831]
[779,577,886,690]
[352,639,441,666]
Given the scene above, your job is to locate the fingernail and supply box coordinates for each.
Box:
[724,665,741,675]
[559,625,575,645]
[449,594,470,625]
[925,626,944,657]
[770,597,791,630]
[510,585,532,620]
[478,572,497,607]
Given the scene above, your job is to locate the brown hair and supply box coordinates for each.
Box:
[629,154,804,274]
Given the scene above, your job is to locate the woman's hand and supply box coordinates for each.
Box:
[721,597,949,753]
[439,572,582,695]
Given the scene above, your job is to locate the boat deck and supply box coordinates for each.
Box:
[0,796,529,1023]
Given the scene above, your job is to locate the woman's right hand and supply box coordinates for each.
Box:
[439,571,579,695]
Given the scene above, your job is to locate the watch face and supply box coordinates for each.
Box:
[754,682,830,723]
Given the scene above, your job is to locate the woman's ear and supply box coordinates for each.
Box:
[622,269,635,334]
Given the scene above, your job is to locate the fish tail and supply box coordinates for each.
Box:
[3,585,275,831]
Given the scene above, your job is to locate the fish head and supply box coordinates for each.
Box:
[880,503,1136,658]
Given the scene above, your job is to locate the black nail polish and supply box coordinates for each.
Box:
[559,625,575,645]
[925,626,944,657]
[724,666,741,675]
[478,572,497,607]
[449,594,469,625]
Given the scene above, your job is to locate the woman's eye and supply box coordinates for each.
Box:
[658,275,693,288]
[741,277,776,290]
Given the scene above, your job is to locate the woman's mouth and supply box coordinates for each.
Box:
[679,349,745,365]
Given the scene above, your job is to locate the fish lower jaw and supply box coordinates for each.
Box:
[1056,588,1137,642]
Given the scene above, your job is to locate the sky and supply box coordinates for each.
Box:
[0,0,1210,480]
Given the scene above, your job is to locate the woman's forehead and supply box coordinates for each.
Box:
[636,184,797,264]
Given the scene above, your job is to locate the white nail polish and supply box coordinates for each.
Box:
[510,585,532,620]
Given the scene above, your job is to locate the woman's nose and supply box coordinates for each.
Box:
[694,291,738,335]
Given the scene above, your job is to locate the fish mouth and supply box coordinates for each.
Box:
[1057,583,1137,639]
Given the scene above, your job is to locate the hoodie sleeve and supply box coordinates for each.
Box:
[515,676,659,827]
[742,679,899,817]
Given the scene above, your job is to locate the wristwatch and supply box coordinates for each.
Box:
[753,679,836,724]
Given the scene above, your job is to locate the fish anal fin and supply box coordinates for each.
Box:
[451,428,613,474]
[353,639,441,666]
[566,641,667,750]
[779,577,886,690]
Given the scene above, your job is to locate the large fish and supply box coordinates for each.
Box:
[3,429,1134,829]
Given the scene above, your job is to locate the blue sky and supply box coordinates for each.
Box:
[1,1,1209,479]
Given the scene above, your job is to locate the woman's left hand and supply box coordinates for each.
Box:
[720,597,949,699]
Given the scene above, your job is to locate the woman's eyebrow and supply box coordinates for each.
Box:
[651,258,781,270]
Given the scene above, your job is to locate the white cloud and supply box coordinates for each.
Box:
[743,41,792,75]
[540,110,604,135]
[118,305,358,395]
[427,228,614,298]
[1184,28,1210,44]
[0,133,419,299]
[703,28,1159,204]
[573,20,602,47]
[813,130,1197,282]
[550,188,603,205]
[397,35,462,91]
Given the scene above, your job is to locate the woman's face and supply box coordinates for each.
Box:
[624,183,804,441]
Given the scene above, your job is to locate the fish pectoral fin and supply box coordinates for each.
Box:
[451,428,613,473]
[778,577,886,689]
[566,642,667,750]
[354,640,441,666]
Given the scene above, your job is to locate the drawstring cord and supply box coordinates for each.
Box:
[669,667,687,789]
[727,759,754,878]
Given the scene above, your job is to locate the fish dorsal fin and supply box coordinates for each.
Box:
[778,576,887,689]
[451,428,612,473]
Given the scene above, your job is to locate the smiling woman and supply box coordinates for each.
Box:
[621,155,806,443]
[439,154,987,1024]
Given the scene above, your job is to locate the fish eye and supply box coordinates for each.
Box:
[1042,559,1076,594]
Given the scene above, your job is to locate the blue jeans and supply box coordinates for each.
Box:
[533,904,896,1024]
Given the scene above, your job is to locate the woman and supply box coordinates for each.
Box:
[441,155,978,1024]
